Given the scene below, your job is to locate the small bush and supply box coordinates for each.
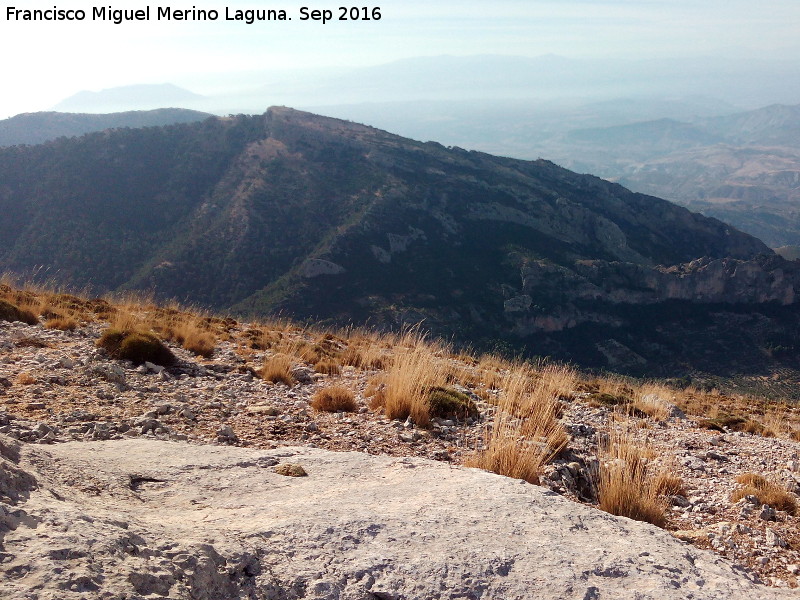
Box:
[311,386,357,412]
[427,387,479,420]
[97,329,175,366]
[261,353,295,385]
[16,372,36,385]
[730,472,797,515]
[0,299,38,325]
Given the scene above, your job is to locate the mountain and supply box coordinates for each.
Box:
[532,104,800,248]
[563,118,724,162]
[702,104,800,146]
[53,84,205,113]
[0,108,213,146]
[1,107,799,385]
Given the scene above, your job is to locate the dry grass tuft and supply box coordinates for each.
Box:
[16,372,36,385]
[465,365,570,484]
[596,432,667,527]
[44,315,78,331]
[179,327,216,357]
[242,326,283,350]
[631,397,670,421]
[382,338,448,426]
[652,471,687,497]
[261,353,295,386]
[364,375,387,411]
[731,473,797,515]
[311,386,358,413]
[150,311,217,358]
[313,358,341,375]
[340,339,387,370]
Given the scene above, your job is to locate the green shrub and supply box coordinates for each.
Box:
[589,392,631,407]
[698,415,770,435]
[427,386,479,420]
[0,299,38,325]
[97,329,175,366]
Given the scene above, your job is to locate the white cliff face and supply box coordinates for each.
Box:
[1,436,792,600]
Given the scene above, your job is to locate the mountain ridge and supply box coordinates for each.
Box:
[0,108,213,146]
[1,106,799,382]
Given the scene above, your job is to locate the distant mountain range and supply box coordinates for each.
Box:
[0,108,212,146]
[53,84,206,113]
[311,99,800,248]
[1,108,800,390]
[542,104,800,248]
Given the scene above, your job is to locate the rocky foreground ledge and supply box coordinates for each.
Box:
[1,436,791,600]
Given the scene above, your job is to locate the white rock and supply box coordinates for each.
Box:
[142,361,161,373]
[1,438,794,600]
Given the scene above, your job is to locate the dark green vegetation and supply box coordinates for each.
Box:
[697,415,769,436]
[0,108,211,147]
[96,329,176,366]
[2,107,800,394]
[427,387,479,420]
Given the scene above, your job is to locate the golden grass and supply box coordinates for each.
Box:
[465,366,570,484]
[730,473,798,515]
[163,319,216,357]
[313,358,341,375]
[364,374,387,411]
[108,309,144,333]
[340,339,387,370]
[533,361,579,403]
[261,353,295,386]
[8,275,800,453]
[381,334,451,426]
[596,432,667,527]
[311,385,358,413]
[43,314,78,331]
[476,353,509,389]
[652,471,687,497]
[630,385,673,421]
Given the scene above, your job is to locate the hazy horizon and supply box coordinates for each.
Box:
[2,1,800,118]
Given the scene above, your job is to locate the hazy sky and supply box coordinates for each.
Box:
[1,0,799,117]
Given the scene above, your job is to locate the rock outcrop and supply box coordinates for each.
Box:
[1,437,792,599]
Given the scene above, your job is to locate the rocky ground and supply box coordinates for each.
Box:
[3,316,800,596]
[3,437,792,600]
